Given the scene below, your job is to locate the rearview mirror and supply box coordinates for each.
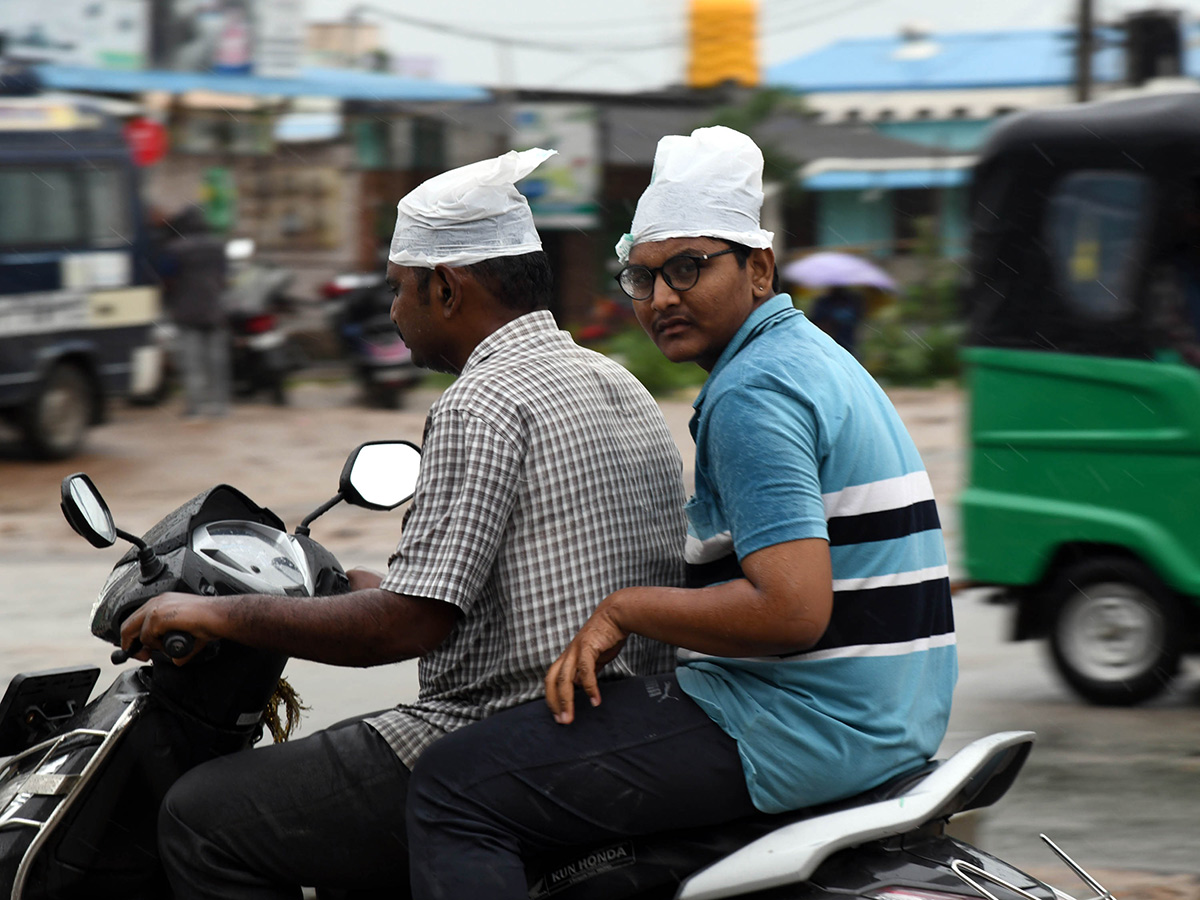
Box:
[60,474,117,548]
[339,441,422,511]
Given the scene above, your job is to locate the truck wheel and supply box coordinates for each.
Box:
[23,363,93,460]
[1048,558,1183,706]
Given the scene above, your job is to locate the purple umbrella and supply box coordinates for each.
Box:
[782,252,898,292]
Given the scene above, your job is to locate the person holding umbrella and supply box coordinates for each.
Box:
[809,285,864,354]
[784,251,899,356]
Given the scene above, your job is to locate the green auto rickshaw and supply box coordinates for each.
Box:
[961,91,1200,705]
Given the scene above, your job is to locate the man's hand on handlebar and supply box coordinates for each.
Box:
[119,593,218,666]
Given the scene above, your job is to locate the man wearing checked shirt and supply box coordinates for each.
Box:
[122,148,688,899]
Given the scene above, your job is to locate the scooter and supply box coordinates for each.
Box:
[131,241,303,408]
[322,272,421,409]
[0,441,421,899]
[0,450,1113,900]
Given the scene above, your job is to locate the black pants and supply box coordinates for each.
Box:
[406,673,756,900]
[158,716,412,899]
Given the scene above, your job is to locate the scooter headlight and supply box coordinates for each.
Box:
[191,521,313,595]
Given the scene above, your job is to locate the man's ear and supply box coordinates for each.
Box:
[432,264,463,317]
[748,247,776,298]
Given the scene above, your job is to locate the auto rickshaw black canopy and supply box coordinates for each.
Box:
[966,91,1200,357]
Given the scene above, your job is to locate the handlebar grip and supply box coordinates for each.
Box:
[162,631,195,659]
[111,640,140,665]
[110,632,195,664]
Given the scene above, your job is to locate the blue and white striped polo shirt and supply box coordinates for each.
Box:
[676,294,957,814]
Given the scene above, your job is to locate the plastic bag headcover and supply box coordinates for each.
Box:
[615,126,774,263]
[390,147,556,268]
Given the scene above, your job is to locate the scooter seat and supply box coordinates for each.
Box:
[525,756,939,900]
[679,731,1036,900]
[525,731,1035,900]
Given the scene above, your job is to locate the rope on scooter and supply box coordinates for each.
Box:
[263,677,308,743]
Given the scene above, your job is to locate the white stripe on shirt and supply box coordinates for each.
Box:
[677,631,957,664]
[685,531,734,565]
[822,470,935,519]
[832,564,950,592]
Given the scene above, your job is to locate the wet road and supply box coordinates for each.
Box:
[1,381,1197,886]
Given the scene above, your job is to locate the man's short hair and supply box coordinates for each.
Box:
[726,241,781,295]
[461,251,553,313]
[412,251,551,313]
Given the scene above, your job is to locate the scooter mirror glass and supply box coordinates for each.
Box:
[341,441,422,511]
[61,474,117,548]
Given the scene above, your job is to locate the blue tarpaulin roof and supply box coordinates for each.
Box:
[33,64,490,103]
[768,28,1129,92]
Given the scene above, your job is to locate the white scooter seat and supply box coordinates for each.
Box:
[676,731,1037,900]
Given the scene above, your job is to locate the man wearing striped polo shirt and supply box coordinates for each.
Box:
[404,127,957,900]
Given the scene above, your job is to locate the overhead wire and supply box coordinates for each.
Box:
[762,0,886,35]
[348,0,888,56]
[346,2,681,53]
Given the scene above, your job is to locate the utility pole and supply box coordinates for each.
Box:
[1075,0,1094,102]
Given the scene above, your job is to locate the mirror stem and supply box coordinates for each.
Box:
[295,493,344,537]
[116,528,166,583]
[116,527,148,551]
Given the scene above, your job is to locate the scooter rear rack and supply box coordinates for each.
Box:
[951,835,1114,900]
[0,697,144,900]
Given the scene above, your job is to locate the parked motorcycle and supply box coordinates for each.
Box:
[321,273,421,409]
[129,241,304,408]
[0,440,421,898]
[1,442,1113,900]
[226,239,305,406]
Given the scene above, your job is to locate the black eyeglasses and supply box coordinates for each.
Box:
[615,248,736,301]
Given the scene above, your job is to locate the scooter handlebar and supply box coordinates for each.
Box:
[162,631,196,659]
[111,631,196,664]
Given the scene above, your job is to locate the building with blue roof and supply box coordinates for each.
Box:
[769,28,1125,96]
[765,17,1200,259]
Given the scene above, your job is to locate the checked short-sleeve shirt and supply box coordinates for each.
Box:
[367,310,687,767]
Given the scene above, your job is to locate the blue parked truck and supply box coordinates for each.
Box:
[0,91,162,459]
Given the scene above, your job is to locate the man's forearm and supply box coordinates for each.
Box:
[606,581,824,659]
[604,539,834,659]
[173,588,458,667]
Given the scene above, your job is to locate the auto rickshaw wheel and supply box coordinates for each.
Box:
[1048,558,1183,706]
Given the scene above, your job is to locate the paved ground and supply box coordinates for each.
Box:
[1,377,1196,898]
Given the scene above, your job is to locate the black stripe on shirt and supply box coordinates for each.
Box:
[826,499,941,548]
[685,554,745,588]
[795,576,955,655]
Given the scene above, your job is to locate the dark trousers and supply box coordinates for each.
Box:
[158,717,411,899]
[406,673,757,900]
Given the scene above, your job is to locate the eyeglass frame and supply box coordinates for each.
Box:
[614,247,738,301]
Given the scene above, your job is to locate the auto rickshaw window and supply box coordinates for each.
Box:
[0,168,81,248]
[1045,171,1152,322]
[1144,180,1200,367]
